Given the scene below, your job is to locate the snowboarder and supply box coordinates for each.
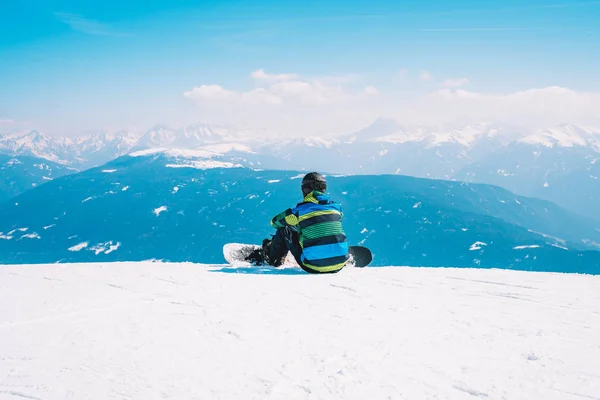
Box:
[246,172,349,273]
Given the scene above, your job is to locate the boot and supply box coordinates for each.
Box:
[243,241,270,265]
[245,248,266,265]
[263,238,286,267]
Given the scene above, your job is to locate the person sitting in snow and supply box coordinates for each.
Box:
[246,172,349,274]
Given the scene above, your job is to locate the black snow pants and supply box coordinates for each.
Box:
[268,226,340,274]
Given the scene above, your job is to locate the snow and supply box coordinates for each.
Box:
[129,147,217,158]
[165,161,242,170]
[469,241,487,250]
[529,229,567,246]
[297,136,338,148]
[7,228,28,235]
[101,169,117,173]
[199,143,256,154]
[127,147,170,157]
[153,206,167,216]
[68,242,89,252]
[0,262,598,400]
[513,245,541,250]
[90,241,121,255]
[19,233,40,239]
[519,124,600,148]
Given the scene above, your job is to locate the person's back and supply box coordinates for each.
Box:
[249,172,349,274]
[274,187,349,273]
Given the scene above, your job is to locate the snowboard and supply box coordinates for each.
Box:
[223,243,373,268]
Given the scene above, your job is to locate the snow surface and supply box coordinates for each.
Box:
[153,206,167,216]
[165,160,242,170]
[199,142,256,154]
[514,245,541,250]
[19,232,40,239]
[129,148,217,159]
[469,241,487,251]
[90,241,121,255]
[68,242,89,252]
[0,263,598,400]
[519,125,600,148]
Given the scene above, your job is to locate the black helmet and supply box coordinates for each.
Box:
[301,172,327,196]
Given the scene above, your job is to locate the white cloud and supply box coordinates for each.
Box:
[313,74,360,85]
[184,70,600,136]
[364,86,380,95]
[250,69,298,82]
[270,80,349,105]
[240,88,283,105]
[0,118,31,135]
[184,84,283,105]
[186,73,354,107]
[393,68,408,82]
[443,78,470,88]
[184,70,383,135]
[184,85,236,101]
[419,86,600,126]
[419,70,433,81]
[55,12,127,36]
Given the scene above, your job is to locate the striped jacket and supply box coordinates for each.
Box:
[270,191,349,272]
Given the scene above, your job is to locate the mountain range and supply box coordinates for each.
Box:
[1,148,599,273]
[0,154,75,202]
[2,119,599,220]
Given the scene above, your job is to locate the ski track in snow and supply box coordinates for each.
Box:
[0,263,599,400]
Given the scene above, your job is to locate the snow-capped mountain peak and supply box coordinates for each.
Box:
[0,130,68,164]
[519,124,600,149]
[342,117,408,143]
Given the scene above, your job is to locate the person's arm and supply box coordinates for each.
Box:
[270,207,299,229]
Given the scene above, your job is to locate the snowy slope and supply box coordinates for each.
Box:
[0,262,599,400]
[2,156,600,271]
[0,154,75,202]
[0,124,261,169]
[0,130,70,164]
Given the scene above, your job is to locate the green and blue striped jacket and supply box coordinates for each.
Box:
[270,191,349,272]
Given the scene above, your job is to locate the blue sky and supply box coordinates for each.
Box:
[1,0,599,136]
